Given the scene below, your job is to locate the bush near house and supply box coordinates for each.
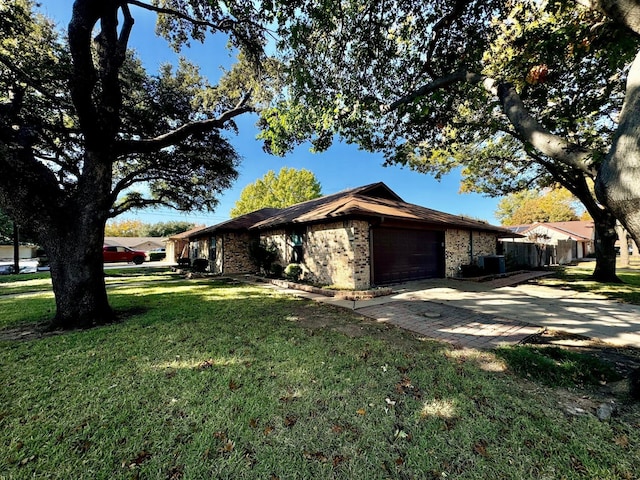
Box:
[284,263,302,281]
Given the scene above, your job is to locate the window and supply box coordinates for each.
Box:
[209,236,216,260]
[290,229,304,263]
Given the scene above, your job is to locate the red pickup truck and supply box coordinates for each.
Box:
[103,246,146,264]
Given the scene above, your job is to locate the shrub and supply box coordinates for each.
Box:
[284,263,302,282]
[270,263,284,278]
[192,258,209,272]
[248,240,278,274]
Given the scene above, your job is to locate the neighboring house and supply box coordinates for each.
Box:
[165,226,208,263]
[0,244,38,261]
[186,182,515,289]
[501,221,595,265]
[103,236,166,252]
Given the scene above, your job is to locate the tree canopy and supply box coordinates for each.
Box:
[230,167,322,217]
[496,189,581,226]
[104,219,199,237]
[0,0,278,327]
[258,0,640,281]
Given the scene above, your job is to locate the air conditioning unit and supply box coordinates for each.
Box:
[479,255,505,274]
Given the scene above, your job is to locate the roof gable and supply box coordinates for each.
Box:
[251,182,512,235]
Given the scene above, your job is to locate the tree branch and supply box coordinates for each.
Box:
[127,0,236,33]
[115,95,253,155]
[574,0,640,34]
[383,69,598,176]
[423,0,469,79]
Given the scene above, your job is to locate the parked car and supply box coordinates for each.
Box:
[103,246,146,264]
[148,247,166,262]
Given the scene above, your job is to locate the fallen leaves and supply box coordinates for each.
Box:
[122,450,152,469]
[283,415,298,427]
[472,440,489,458]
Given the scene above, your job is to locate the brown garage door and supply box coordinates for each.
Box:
[372,228,444,285]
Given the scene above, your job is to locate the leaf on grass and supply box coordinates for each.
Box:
[19,455,36,466]
[570,456,587,474]
[167,464,184,480]
[284,415,298,427]
[333,455,347,467]
[263,425,274,436]
[125,450,151,469]
[220,441,235,453]
[303,450,328,462]
[198,359,215,369]
[614,435,629,448]
[331,424,344,433]
[356,408,366,416]
[213,431,227,441]
[228,379,241,391]
[472,441,489,458]
[395,456,404,465]
[249,418,259,428]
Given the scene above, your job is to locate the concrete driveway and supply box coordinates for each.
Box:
[271,271,640,349]
[359,272,640,348]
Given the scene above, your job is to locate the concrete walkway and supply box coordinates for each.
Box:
[262,271,640,349]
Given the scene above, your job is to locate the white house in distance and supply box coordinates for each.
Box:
[501,221,595,265]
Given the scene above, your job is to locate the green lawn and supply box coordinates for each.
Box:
[1,270,639,479]
[536,263,640,305]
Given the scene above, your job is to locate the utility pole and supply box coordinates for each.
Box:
[12,221,20,274]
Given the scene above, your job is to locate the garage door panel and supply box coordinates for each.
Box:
[373,228,443,285]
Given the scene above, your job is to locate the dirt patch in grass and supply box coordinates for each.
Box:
[284,301,396,339]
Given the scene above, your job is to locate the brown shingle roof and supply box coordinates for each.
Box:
[168,226,208,240]
[251,182,513,235]
[186,182,514,238]
[190,208,282,238]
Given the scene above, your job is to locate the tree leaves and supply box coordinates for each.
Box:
[230,167,322,217]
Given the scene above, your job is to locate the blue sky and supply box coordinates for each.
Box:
[37,2,503,226]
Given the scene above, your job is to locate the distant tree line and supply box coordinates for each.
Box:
[104,220,200,237]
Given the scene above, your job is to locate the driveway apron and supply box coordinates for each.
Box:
[263,271,640,349]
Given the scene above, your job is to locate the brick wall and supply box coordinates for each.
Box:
[261,220,371,289]
[445,229,498,277]
[221,232,258,274]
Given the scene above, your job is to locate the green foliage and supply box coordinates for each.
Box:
[284,263,302,281]
[248,240,278,274]
[496,345,622,388]
[0,210,13,243]
[231,167,322,217]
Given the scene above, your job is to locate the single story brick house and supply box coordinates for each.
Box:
[501,221,595,265]
[186,182,515,289]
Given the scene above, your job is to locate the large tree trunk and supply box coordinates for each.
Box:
[40,206,114,329]
[36,148,116,330]
[596,49,640,250]
[591,211,621,283]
